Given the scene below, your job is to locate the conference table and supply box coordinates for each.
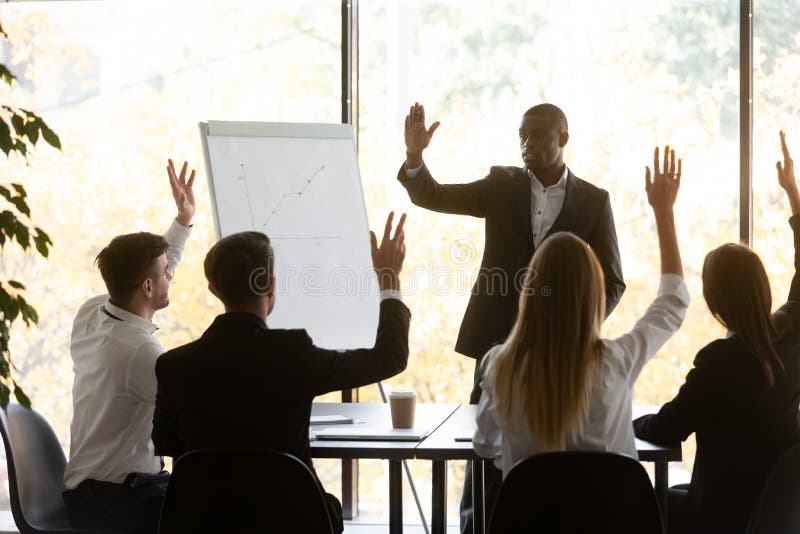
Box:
[310,403,680,534]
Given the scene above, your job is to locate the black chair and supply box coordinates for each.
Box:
[0,402,123,534]
[487,451,664,534]
[746,442,800,534]
[158,448,335,534]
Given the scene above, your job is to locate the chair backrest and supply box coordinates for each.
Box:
[0,403,71,533]
[487,451,664,534]
[159,448,335,534]
[747,442,800,534]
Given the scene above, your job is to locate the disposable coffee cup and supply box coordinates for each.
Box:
[389,389,417,429]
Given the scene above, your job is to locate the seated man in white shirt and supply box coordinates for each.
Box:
[62,160,195,534]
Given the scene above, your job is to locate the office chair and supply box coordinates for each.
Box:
[0,403,123,534]
[487,451,664,534]
[158,448,335,534]
[746,442,800,534]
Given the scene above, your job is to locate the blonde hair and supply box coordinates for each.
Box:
[491,232,606,450]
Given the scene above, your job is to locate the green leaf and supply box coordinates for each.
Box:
[0,186,10,201]
[13,139,26,157]
[0,385,9,410]
[40,122,61,150]
[0,119,12,155]
[11,184,25,197]
[23,119,38,145]
[13,222,28,249]
[10,114,22,135]
[7,281,23,290]
[33,227,51,257]
[12,382,30,408]
[0,65,15,87]
[16,296,38,325]
[10,196,30,218]
[4,298,19,322]
[0,356,9,377]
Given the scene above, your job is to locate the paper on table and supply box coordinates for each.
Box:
[314,426,430,441]
[310,414,354,425]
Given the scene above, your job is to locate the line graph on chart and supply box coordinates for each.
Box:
[237,162,342,240]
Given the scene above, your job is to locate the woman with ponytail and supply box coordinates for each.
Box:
[634,131,800,534]
[474,145,689,475]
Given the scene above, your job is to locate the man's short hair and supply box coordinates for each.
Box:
[523,103,568,133]
[204,231,274,308]
[95,232,169,304]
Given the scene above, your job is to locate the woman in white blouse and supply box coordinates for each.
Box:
[474,146,689,478]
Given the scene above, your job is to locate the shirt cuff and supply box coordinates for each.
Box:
[404,164,423,178]
[380,289,403,303]
[164,218,192,245]
[657,273,690,307]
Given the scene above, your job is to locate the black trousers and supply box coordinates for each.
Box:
[64,471,169,534]
[459,361,504,534]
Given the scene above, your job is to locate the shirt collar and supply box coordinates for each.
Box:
[104,298,159,334]
[528,164,569,192]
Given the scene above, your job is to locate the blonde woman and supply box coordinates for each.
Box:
[474,146,689,480]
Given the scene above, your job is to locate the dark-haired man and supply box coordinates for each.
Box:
[63,160,195,534]
[152,213,410,533]
[399,102,626,532]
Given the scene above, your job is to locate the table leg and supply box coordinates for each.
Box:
[389,460,403,534]
[472,459,485,534]
[431,460,447,534]
[655,461,668,532]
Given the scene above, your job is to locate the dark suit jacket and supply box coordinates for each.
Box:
[152,298,410,472]
[634,215,800,534]
[398,163,625,359]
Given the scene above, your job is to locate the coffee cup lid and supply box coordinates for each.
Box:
[389,389,416,398]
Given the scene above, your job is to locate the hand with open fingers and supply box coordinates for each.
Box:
[404,102,441,157]
[370,211,407,292]
[168,159,196,227]
[645,145,682,216]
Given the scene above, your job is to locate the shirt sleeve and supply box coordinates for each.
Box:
[162,219,192,271]
[380,288,403,302]
[404,163,423,178]
[473,348,503,464]
[606,273,690,381]
[126,340,163,404]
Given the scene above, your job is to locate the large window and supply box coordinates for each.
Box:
[2,0,793,526]
[359,0,739,519]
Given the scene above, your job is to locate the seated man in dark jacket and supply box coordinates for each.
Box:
[152,212,410,533]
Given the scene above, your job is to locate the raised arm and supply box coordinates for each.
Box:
[399,102,489,217]
[647,146,683,277]
[777,131,800,301]
[610,146,688,379]
[309,212,411,394]
[163,159,196,270]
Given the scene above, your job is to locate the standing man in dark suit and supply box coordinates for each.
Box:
[399,102,625,532]
[152,213,409,534]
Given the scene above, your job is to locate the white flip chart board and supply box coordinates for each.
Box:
[200,121,378,349]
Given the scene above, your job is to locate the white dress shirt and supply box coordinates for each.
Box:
[64,220,191,489]
[404,163,568,247]
[473,273,689,478]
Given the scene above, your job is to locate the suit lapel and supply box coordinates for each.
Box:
[514,168,534,248]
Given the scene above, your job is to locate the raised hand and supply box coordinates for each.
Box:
[645,145,682,216]
[645,145,683,276]
[168,159,196,227]
[404,102,441,168]
[370,211,407,292]
[777,131,800,216]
